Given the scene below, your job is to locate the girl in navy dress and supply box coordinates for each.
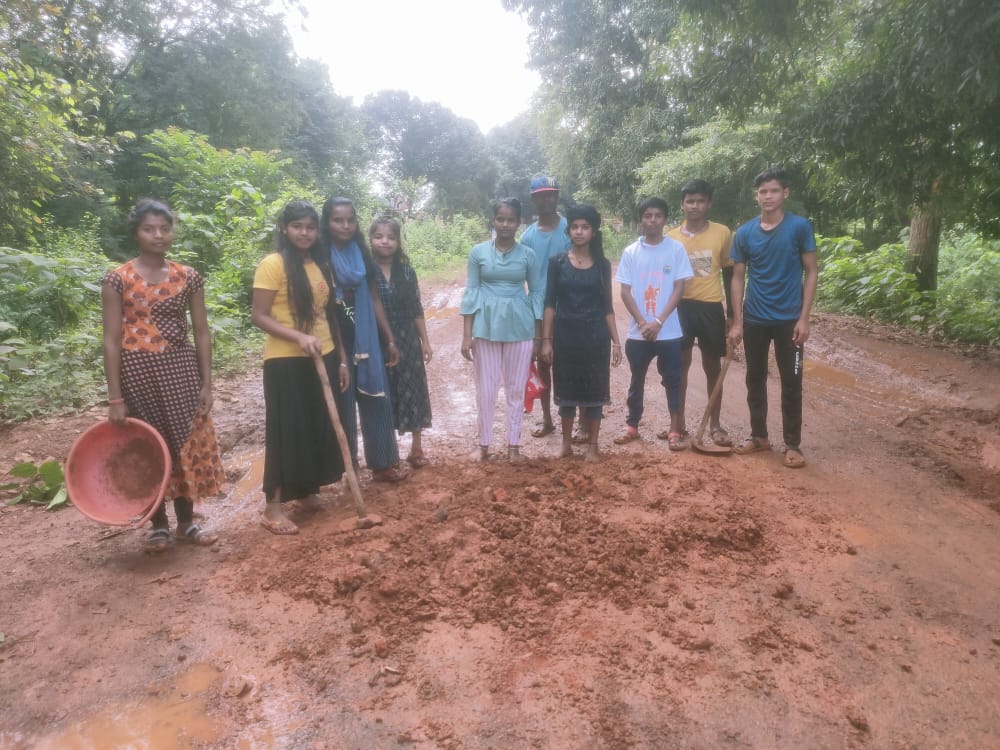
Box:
[370,216,433,468]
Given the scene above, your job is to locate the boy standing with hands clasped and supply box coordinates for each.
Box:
[614,198,694,447]
[729,167,818,468]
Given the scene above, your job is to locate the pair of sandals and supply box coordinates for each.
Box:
[657,430,691,451]
[372,462,411,483]
[734,436,806,468]
[613,426,640,444]
[407,453,430,469]
[145,524,218,552]
[533,423,591,443]
[656,427,732,451]
[531,422,556,438]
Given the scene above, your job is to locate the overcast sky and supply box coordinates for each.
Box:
[285,0,542,133]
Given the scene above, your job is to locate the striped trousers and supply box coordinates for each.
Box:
[472,338,534,448]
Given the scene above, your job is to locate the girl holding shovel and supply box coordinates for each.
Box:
[251,201,349,535]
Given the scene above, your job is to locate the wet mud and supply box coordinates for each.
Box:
[1,286,999,748]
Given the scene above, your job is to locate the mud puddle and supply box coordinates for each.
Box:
[30,664,224,750]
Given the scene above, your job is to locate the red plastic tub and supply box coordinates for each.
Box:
[64,418,172,526]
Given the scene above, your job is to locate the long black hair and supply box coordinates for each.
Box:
[565,203,611,295]
[320,196,376,277]
[275,200,332,333]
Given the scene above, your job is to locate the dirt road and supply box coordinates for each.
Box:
[1,277,998,749]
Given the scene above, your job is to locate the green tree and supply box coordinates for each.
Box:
[487,114,549,210]
[0,54,111,245]
[361,91,497,217]
[504,0,689,213]
[638,118,773,228]
[509,0,1000,291]
[4,0,366,234]
[780,0,1000,291]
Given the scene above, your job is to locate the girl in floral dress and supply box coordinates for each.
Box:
[102,199,225,552]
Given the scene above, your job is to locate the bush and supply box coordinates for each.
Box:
[0,218,109,421]
[816,232,1000,346]
[402,214,488,278]
[602,228,634,262]
[933,230,1000,345]
[816,236,928,325]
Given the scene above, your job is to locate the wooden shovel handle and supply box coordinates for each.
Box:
[312,354,367,519]
[694,341,734,445]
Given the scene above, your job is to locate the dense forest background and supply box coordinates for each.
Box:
[1,0,998,422]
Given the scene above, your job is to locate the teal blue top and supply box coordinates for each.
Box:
[460,240,544,342]
[520,216,570,286]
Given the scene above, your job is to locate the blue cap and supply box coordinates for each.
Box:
[530,175,560,194]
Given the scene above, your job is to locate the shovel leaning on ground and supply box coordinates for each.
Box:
[312,353,383,529]
[692,342,735,456]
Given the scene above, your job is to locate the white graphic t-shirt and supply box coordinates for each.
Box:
[615,237,693,341]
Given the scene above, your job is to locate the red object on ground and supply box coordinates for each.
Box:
[64,418,172,526]
[523,362,549,413]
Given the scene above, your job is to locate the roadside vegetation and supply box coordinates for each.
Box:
[817,232,1000,346]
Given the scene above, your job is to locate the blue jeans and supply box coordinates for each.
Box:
[624,338,683,429]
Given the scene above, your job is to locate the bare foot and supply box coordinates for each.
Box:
[583,444,600,462]
[557,443,573,458]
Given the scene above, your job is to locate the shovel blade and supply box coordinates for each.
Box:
[691,441,733,456]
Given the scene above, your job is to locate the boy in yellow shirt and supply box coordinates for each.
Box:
[666,179,734,448]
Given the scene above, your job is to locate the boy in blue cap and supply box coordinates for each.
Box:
[521,175,572,438]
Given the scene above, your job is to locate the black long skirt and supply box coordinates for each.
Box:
[262,353,345,502]
[552,316,611,407]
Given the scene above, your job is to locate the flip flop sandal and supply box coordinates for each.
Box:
[531,422,556,438]
[709,428,733,447]
[373,462,411,483]
[734,436,771,454]
[260,516,299,535]
[175,523,218,546]
[666,431,690,451]
[613,427,640,444]
[144,528,172,553]
[783,447,807,469]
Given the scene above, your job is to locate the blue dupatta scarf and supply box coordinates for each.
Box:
[330,241,388,397]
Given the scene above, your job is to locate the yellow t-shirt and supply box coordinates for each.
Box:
[667,221,733,303]
[253,252,335,360]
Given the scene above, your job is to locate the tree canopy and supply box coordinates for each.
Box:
[508,0,1000,289]
[360,91,498,217]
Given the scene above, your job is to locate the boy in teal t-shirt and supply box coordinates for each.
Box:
[520,175,572,438]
